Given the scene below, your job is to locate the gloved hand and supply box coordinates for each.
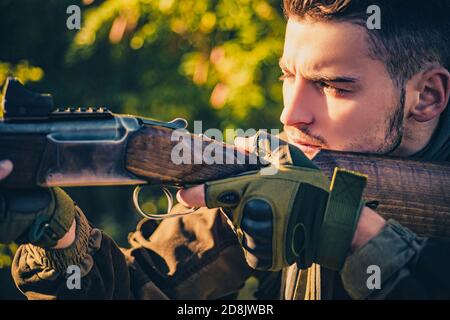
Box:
[180,132,368,272]
[0,160,76,248]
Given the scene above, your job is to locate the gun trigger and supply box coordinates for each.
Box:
[132,185,197,220]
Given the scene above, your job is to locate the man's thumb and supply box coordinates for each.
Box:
[0,160,13,180]
[177,185,206,208]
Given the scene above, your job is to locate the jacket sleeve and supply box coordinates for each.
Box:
[340,219,450,299]
[11,207,132,299]
[11,204,252,300]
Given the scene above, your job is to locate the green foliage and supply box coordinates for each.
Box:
[66,0,285,129]
[1,0,285,126]
[0,61,43,86]
[0,1,287,298]
[0,243,17,268]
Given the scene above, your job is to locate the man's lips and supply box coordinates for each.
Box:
[290,139,322,156]
[291,139,322,149]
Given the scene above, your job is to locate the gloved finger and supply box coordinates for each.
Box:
[242,234,273,260]
[241,197,272,231]
[0,188,53,244]
[240,216,273,244]
[234,135,258,154]
[204,175,253,209]
[234,132,285,164]
[241,198,273,240]
[0,160,13,181]
[234,132,278,165]
[176,185,206,208]
[234,131,319,169]
[242,239,273,270]
[240,198,274,270]
[241,223,272,250]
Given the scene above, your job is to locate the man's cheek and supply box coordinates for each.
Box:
[322,96,358,122]
[324,102,371,149]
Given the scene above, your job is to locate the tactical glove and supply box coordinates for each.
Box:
[205,132,367,271]
[0,187,76,248]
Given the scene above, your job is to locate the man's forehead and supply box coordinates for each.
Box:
[281,18,371,76]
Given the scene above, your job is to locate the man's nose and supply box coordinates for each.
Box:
[280,80,315,126]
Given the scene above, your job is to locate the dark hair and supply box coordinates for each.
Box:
[283,0,450,87]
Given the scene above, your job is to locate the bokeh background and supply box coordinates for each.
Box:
[0,0,286,299]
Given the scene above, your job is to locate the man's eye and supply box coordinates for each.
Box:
[315,81,350,97]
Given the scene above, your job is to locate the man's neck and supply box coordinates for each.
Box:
[390,116,441,157]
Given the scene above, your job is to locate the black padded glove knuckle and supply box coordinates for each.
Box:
[243,199,272,220]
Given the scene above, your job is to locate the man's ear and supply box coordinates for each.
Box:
[412,66,450,122]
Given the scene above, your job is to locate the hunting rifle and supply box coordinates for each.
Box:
[0,77,449,239]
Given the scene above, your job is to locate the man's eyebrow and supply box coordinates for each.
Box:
[279,58,359,83]
[307,74,359,83]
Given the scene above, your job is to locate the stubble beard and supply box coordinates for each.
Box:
[374,86,406,155]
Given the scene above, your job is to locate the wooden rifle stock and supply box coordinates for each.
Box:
[126,125,450,239]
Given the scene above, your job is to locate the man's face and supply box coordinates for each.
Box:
[280,18,405,159]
